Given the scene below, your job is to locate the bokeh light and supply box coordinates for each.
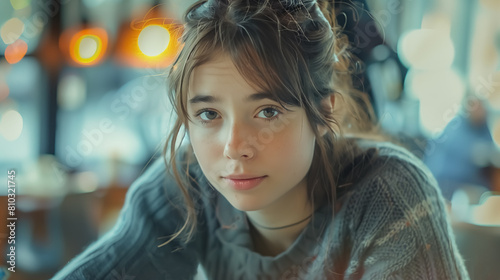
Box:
[57,74,87,110]
[0,109,23,141]
[371,44,391,61]
[76,34,102,63]
[79,36,99,58]
[406,69,465,137]
[1,17,25,44]
[71,30,107,65]
[74,171,99,193]
[138,25,171,57]
[421,12,451,32]
[398,29,455,70]
[470,195,500,226]
[5,38,28,64]
[10,0,30,10]
[114,7,182,68]
[60,27,108,67]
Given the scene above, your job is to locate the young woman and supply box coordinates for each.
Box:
[53,0,469,279]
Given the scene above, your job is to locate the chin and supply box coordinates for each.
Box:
[224,195,269,212]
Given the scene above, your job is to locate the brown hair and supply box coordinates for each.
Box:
[162,0,381,249]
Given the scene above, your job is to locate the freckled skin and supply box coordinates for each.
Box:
[187,54,317,219]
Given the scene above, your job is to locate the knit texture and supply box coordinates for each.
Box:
[52,140,470,279]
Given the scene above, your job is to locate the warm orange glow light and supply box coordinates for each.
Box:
[138,25,171,57]
[114,7,182,68]
[5,39,28,64]
[60,27,108,67]
[73,34,103,64]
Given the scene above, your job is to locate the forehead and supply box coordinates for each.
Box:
[189,54,259,94]
[193,54,236,77]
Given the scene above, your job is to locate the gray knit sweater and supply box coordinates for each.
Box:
[52,140,470,279]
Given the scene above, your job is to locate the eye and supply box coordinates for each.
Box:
[257,107,281,120]
[198,110,219,121]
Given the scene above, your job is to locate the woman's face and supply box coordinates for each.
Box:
[187,54,317,212]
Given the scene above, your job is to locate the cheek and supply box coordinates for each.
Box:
[188,128,225,175]
[189,130,214,162]
[265,123,316,170]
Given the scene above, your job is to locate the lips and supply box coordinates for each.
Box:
[222,175,267,191]
[223,174,265,180]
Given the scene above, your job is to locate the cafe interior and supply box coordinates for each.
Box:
[1,0,499,279]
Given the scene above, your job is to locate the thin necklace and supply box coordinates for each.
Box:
[247,213,313,230]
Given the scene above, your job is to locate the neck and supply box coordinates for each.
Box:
[246,192,314,256]
[248,213,313,230]
[248,212,312,256]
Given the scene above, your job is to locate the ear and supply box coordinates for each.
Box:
[321,93,335,113]
[317,93,335,136]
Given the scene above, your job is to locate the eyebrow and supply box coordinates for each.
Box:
[188,92,278,104]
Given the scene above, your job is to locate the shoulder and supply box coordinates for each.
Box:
[124,157,169,205]
[353,138,439,194]
[338,139,446,230]
[331,139,469,279]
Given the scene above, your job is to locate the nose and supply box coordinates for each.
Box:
[223,121,255,160]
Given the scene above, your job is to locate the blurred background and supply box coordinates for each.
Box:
[0,0,499,279]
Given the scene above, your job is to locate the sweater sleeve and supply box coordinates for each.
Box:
[342,156,470,280]
[51,158,203,280]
